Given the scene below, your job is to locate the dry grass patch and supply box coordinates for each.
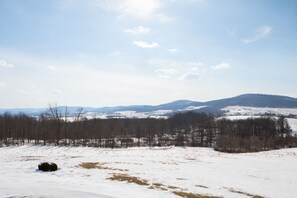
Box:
[196,185,208,189]
[173,191,221,198]
[70,156,82,159]
[185,157,196,161]
[78,162,105,169]
[151,183,168,191]
[160,161,178,165]
[107,173,149,186]
[78,162,128,172]
[168,185,180,189]
[228,188,264,198]
[113,162,143,165]
[21,156,40,161]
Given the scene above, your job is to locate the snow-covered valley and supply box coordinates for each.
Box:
[1,146,297,198]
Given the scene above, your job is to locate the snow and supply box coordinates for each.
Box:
[287,118,297,136]
[183,105,207,111]
[1,146,297,198]
[223,106,297,116]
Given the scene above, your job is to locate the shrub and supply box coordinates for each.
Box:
[38,162,58,172]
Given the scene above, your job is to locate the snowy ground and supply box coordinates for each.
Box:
[1,146,297,198]
[222,106,297,116]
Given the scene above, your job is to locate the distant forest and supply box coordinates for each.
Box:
[0,104,296,152]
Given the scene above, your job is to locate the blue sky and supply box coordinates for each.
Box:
[0,0,297,108]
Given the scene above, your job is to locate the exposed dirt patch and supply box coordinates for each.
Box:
[228,188,264,198]
[78,162,128,172]
[173,191,221,198]
[107,173,149,186]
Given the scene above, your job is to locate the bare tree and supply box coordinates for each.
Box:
[277,115,292,147]
[47,103,63,145]
[63,106,69,145]
[75,107,84,122]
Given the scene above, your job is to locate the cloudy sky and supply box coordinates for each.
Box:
[0,0,297,108]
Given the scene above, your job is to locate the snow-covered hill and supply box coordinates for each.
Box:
[1,93,297,118]
[1,146,297,198]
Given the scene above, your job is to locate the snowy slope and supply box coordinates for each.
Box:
[1,146,297,198]
[222,106,297,116]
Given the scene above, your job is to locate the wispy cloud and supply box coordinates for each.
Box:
[168,48,178,53]
[155,68,178,78]
[0,81,7,88]
[243,25,272,44]
[212,62,230,70]
[94,0,173,22]
[0,59,14,68]
[123,26,151,34]
[48,65,57,71]
[133,41,159,48]
[179,73,200,80]
[53,89,62,95]
[154,13,175,23]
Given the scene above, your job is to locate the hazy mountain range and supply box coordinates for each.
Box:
[1,94,297,117]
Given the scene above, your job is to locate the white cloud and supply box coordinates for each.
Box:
[53,89,62,95]
[94,0,173,22]
[123,26,151,34]
[155,68,178,78]
[0,81,7,88]
[0,59,14,68]
[168,48,178,53]
[212,62,230,70]
[48,65,57,71]
[243,25,272,44]
[17,87,42,96]
[188,62,204,66]
[155,13,175,23]
[133,41,159,48]
[179,73,200,80]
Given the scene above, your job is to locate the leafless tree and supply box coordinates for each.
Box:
[47,103,63,145]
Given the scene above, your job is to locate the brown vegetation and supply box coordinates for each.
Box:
[228,188,264,198]
[173,191,221,198]
[107,173,149,186]
[196,185,208,189]
[78,162,128,172]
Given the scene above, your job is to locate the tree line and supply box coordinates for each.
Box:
[0,105,296,152]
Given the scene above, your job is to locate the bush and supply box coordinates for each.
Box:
[38,162,58,172]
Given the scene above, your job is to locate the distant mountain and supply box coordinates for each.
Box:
[1,94,297,117]
[205,94,297,109]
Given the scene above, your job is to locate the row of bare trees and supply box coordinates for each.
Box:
[0,104,296,152]
[214,116,295,152]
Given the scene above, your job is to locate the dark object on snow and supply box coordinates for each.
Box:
[38,162,58,172]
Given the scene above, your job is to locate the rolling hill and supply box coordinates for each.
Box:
[1,94,297,117]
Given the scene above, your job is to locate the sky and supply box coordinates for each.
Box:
[0,0,297,108]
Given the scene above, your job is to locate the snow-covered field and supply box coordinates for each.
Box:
[1,146,297,198]
[222,106,297,116]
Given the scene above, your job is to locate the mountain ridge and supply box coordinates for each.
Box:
[1,93,297,116]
